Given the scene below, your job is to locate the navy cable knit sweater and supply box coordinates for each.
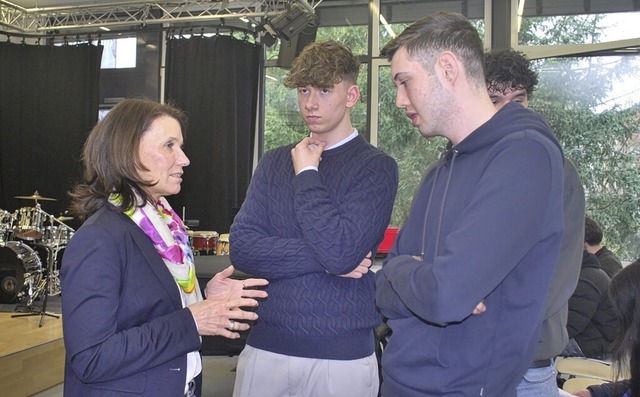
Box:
[230,133,398,360]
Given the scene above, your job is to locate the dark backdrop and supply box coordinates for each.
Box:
[0,42,103,222]
[165,35,260,234]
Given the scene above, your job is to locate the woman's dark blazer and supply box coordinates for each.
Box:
[61,206,203,396]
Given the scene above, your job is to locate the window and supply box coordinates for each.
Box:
[100,37,137,69]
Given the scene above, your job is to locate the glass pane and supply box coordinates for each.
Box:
[531,54,640,260]
[100,37,137,69]
[316,25,368,56]
[264,67,307,151]
[600,12,640,41]
[519,11,640,45]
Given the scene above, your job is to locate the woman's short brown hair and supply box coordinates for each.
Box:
[69,98,187,219]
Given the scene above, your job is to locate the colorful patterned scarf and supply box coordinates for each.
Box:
[111,194,201,305]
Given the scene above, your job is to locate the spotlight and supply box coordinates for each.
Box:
[264,0,319,42]
[261,31,278,47]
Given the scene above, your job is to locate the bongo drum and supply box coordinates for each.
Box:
[216,233,230,256]
[191,231,218,255]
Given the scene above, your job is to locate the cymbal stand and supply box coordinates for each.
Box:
[12,244,60,327]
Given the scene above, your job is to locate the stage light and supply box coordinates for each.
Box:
[264,0,319,43]
[261,31,278,47]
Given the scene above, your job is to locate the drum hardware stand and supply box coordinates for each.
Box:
[12,244,60,327]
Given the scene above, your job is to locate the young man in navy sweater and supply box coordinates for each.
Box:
[230,40,398,397]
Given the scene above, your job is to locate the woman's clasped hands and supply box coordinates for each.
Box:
[188,265,268,339]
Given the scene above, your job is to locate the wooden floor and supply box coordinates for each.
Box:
[0,311,64,397]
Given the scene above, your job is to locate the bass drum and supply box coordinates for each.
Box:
[0,241,43,303]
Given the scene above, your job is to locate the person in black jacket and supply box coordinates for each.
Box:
[572,260,640,397]
[566,250,617,359]
[585,217,623,278]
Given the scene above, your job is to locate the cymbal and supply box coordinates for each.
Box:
[56,216,74,221]
[14,191,57,201]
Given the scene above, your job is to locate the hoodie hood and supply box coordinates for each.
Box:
[444,102,563,161]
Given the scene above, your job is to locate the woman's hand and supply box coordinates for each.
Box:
[188,296,260,339]
[205,265,268,301]
[189,265,268,339]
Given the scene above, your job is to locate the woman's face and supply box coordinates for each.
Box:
[138,115,190,201]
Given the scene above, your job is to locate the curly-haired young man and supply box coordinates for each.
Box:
[485,49,539,109]
[230,40,398,397]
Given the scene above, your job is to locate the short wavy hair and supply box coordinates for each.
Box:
[69,98,187,219]
[283,40,360,89]
[585,217,604,246]
[485,49,539,98]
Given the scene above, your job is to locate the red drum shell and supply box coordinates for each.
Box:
[191,231,218,255]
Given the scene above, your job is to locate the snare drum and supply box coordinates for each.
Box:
[191,231,218,255]
[14,207,45,241]
[216,233,230,256]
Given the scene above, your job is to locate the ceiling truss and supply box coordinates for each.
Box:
[0,0,321,34]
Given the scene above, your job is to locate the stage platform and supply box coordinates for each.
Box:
[0,311,64,397]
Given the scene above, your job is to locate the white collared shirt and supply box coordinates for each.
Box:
[297,129,358,175]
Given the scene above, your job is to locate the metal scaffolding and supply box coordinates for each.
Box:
[0,0,320,34]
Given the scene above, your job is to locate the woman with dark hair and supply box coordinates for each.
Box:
[61,97,268,396]
[573,259,640,397]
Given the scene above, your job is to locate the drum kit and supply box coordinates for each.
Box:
[188,231,230,256]
[0,191,75,309]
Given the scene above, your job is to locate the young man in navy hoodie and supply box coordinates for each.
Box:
[376,13,565,396]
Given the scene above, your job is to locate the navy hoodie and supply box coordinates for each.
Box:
[376,103,564,397]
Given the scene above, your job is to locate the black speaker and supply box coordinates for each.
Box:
[276,24,318,68]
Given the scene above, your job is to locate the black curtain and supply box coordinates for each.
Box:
[165,35,260,234]
[0,41,103,222]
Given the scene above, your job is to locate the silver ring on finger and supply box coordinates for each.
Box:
[229,320,235,331]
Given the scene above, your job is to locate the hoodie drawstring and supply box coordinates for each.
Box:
[421,148,459,261]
